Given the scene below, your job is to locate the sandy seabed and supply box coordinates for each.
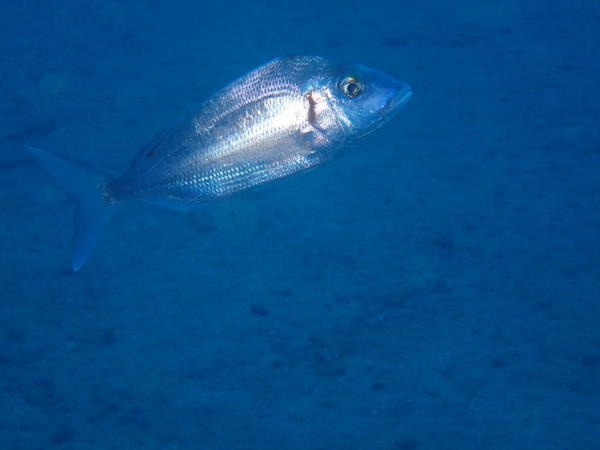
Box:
[1,1,599,449]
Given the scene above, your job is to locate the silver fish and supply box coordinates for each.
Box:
[26,56,412,270]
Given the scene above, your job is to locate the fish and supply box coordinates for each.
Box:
[26,56,412,270]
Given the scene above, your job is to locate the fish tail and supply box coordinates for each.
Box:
[25,146,116,271]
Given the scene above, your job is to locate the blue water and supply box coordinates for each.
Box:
[1,1,599,449]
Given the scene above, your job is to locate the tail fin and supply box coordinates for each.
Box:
[25,146,115,271]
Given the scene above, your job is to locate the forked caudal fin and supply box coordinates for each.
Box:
[25,146,115,271]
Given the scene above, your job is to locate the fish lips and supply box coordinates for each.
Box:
[382,83,412,116]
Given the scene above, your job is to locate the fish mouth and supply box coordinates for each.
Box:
[383,84,412,115]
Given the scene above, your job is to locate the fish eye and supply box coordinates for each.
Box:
[340,76,364,99]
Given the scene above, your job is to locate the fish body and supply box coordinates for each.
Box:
[26,56,411,270]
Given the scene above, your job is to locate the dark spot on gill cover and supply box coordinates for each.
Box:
[306,92,318,129]
[305,91,327,134]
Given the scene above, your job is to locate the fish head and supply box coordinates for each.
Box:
[327,64,412,138]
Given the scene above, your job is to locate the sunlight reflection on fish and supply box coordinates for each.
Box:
[25,56,411,270]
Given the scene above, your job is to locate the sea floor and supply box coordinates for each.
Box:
[1,1,599,449]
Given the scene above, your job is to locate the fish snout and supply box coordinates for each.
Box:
[384,81,412,114]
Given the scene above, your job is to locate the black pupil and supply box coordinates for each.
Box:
[345,80,361,97]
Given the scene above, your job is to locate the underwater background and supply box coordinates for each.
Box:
[1,1,599,449]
